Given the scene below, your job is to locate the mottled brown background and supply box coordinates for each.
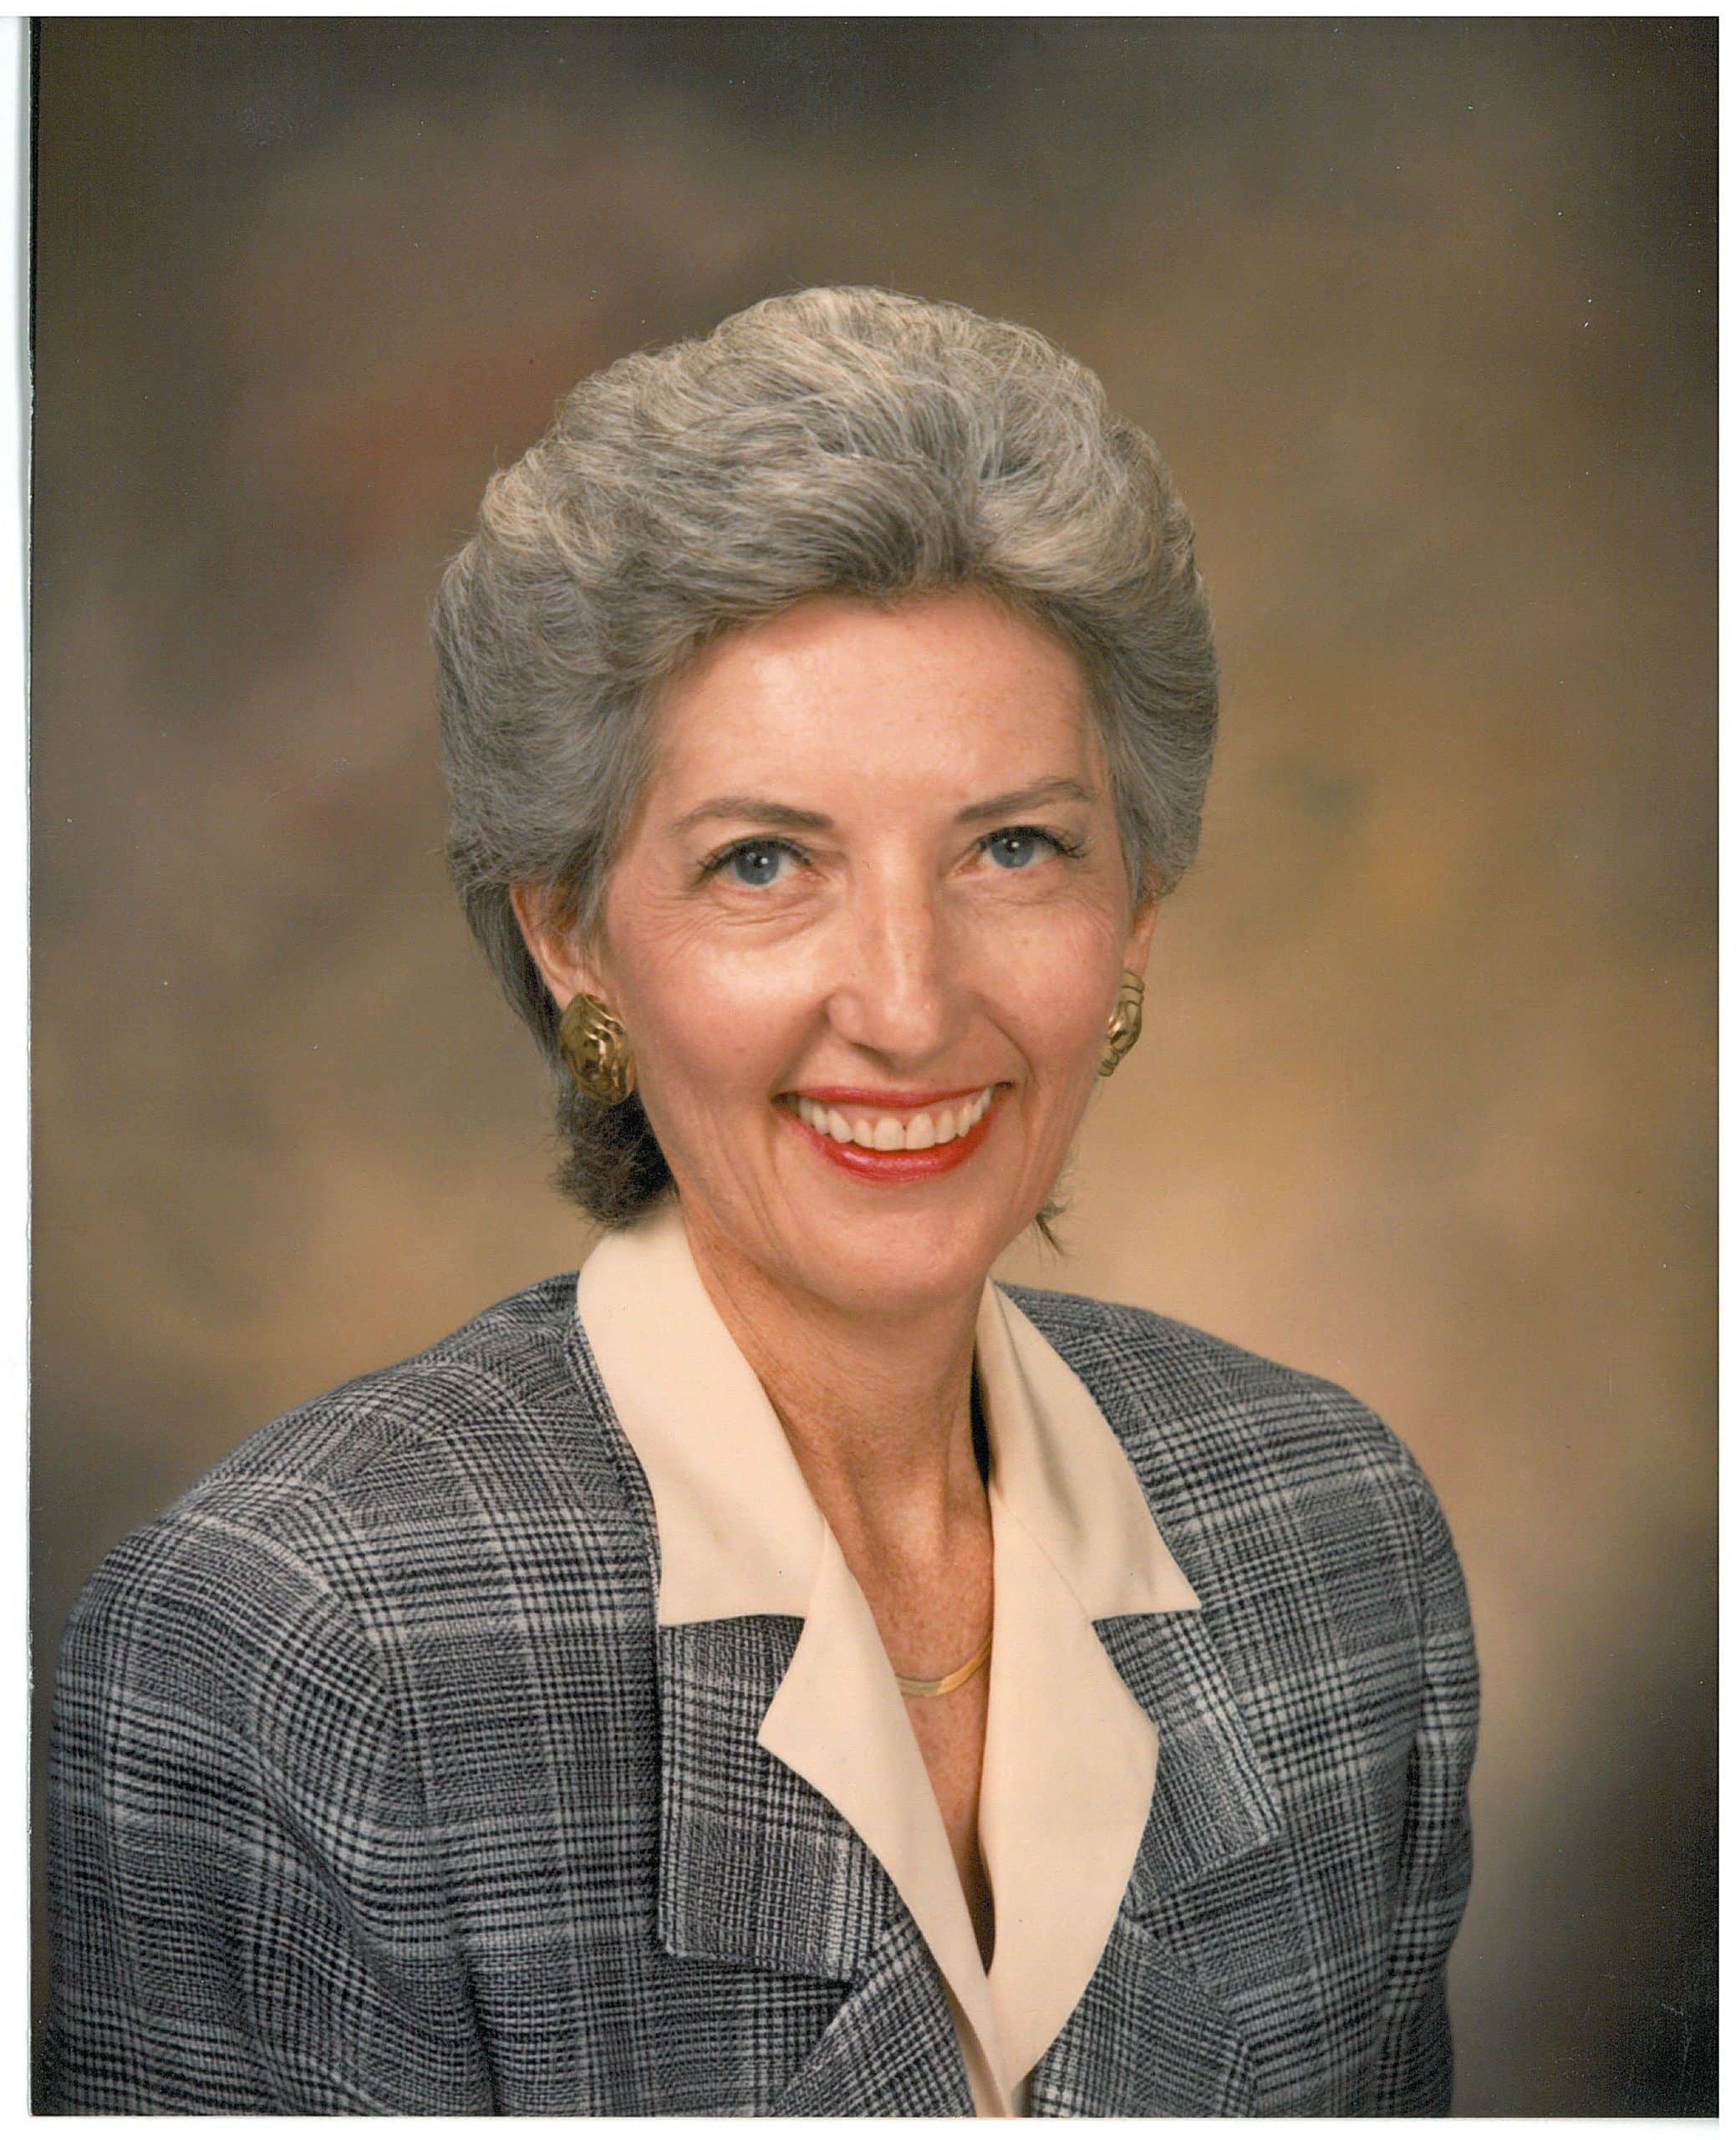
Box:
[31,19,1714,2114]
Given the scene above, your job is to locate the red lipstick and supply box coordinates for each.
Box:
[780,1090,1001,1183]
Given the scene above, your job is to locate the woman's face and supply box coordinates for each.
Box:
[523,588,1156,1319]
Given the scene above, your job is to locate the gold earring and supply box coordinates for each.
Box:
[558,991,637,1106]
[1097,970,1145,1078]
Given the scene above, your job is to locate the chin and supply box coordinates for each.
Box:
[778,1202,1025,1318]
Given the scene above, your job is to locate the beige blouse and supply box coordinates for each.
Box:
[577,1197,1199,2117]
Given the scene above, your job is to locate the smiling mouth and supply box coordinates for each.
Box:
[782,1085,999,1153]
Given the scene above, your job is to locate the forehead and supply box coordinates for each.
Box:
[647,590,1102,797]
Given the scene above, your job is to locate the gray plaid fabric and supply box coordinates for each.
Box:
[43,1273,1477,2116]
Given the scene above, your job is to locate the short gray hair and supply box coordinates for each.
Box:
[432,285,1217,1227]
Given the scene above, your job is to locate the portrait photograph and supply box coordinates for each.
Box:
[30,18,1713,2117]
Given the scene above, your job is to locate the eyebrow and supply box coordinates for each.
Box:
[669,776,1098,838]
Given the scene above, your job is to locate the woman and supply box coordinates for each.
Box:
[44,287,1477,2117]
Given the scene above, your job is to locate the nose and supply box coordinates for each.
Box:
[822,864,960,1065]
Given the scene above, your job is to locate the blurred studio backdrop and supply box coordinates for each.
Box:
[32,19,1713,2114]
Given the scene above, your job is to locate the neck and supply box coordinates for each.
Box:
[679,1202,986,1575]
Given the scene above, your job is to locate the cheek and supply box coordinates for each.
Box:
[608,910,817,1104]
[985,910,1124,1076]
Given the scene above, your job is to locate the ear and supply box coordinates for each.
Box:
[1121,877,1161,981]
[510,883,611,1016]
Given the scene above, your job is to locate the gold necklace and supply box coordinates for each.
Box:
[895,1630,993,1700]
[896,1396,995,1701]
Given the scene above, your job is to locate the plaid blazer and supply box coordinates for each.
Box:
[43,1273,1478,2117]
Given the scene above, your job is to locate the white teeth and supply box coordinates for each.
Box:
[789,1087,997,1154]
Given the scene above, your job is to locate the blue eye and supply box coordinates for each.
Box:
[715,839,796,887]
[983,828,1054,870]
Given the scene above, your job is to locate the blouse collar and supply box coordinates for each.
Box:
[577,1194,1198,2110]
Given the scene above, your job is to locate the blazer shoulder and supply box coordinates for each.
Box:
[202,1267,585,1478]
[1001,1280,1453,1567]
[64,1271,644,1660]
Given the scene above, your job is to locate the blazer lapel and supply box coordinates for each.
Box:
[771,1911,975,2117]
[1029,1908,1260,2117]
[654,1613,888,1984]
[655,1613,973,2114]
[1100,1608,1283,1902]
[1026,1608,1281,2117]
[563,1281,868,1982]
